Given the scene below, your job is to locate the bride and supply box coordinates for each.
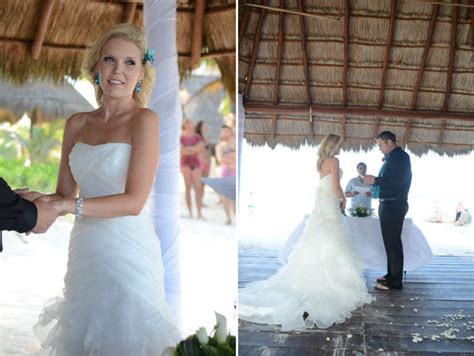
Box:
[31,24,181,354]
[239,134,373,331]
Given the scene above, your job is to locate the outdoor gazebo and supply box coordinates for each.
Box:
[238,1,474,354]
[239,0,473,155]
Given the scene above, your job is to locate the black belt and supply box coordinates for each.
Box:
[380,198,406,202]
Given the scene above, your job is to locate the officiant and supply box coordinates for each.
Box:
[345,162,373,209]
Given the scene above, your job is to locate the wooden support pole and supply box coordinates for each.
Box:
[191,0,207,69]
[122,2,137,23]
[31,0,55,60]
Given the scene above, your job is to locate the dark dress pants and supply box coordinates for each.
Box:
[378,201,409,288]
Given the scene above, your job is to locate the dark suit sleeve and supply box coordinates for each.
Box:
[0,178,38,232]
[374,152,411,188]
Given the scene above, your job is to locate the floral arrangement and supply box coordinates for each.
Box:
[164,312,235,356]
[349,205,373,218]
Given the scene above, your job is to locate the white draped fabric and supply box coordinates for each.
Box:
[237,94,245,210]
[144,0,182,323]
[279,215,433,271]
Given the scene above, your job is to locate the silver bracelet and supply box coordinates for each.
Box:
[75,197,85,217]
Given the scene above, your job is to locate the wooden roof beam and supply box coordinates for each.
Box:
[244,103,474,121]
[31,0,56,60]
[444,2,458,111]
[373,117,381,138]
[243,4,267,99]
[271,113,277,139]
[273,0,285,105]
[343,0,350,107]
[340,116,346,139]
[438,120,446,145]
[411,4,439,110]
[191,0,207,69]
[1,38,234,59]
[402,119,412,147]
[244,132,473,148]
[298,0,311,106]
[378,0,397,109]
[470,1,474,43]
[122,2,137,24]
[239,5,251,44]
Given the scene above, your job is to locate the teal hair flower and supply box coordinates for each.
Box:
[143,48,155,64]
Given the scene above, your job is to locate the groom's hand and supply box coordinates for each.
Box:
[364,175,375,185]
[31,200,60,234]
[18,191,45,202]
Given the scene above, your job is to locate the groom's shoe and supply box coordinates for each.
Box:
[376,274,389,282]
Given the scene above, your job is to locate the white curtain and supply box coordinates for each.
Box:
[144,0,182,324]
[237,94,245,212]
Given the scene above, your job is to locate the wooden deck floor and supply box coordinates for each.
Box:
[239,245,474,355]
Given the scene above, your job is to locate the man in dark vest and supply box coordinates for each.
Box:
[364,131,412,290]
[0,178,59,252]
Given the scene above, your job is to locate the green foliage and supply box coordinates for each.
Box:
[174,334,236,356]
[0,157,58,193]
[349,205,373,217]
[8,120,64,164]
[218,95,231,117]
[0,120,63,192]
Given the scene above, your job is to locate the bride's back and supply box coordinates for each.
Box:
[319,157,338,179]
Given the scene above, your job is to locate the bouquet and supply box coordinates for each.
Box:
[349,205,373,217]
[164,312,235,356]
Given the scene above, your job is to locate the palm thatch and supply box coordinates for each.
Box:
[181,74,226,143]
[239,0,474,156]
[0,0,235,96]
[0,79,94,123]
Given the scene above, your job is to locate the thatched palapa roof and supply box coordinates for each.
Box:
[0,79,94,123]
[239,0,474,156]
[0,0,235,97]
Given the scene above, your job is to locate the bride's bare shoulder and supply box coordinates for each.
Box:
[322,157,339,167]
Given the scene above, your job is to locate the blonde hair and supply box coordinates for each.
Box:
[81,24,155,108]
[316,134,342,172]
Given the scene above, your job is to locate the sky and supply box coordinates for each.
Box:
[238,140,474,245]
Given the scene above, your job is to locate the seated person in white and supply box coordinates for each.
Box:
[457,208,472,226]
[345,162,373,209]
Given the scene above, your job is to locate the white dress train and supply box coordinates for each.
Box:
[34,143,181,355]
[239,172,374,331]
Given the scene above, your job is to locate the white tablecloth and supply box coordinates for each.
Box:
[279,216,433,271]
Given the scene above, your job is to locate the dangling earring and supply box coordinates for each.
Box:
[136,80,142,93]
[95,72,100,85]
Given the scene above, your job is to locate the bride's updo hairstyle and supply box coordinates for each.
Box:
[81,24,155,108]
[316,134,342,172]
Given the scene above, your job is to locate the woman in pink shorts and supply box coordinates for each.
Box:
[180,118,205,219]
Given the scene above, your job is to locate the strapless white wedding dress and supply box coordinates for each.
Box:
[239,171,374,331]
[34,143,180,355]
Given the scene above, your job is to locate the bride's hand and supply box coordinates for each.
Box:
[49,198,75,216]
[339,198,346,209]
